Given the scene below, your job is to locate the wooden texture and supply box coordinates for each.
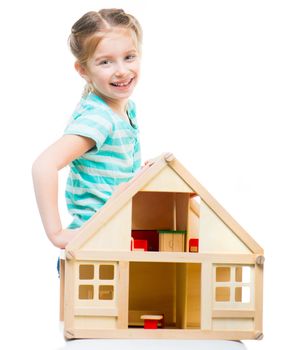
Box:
[254,264,263,333]
[60,259,65,321]
[82,201,132,251]
[64,259,75,334]
[67,328,258,340]
[73,251,258,264]
[117,261,129,329]
[141,165,194,193]
[129,262,176,327]
[132,192,175,230]
[201,261,212,330]
[186,263,201,328]
[199,200,251,253]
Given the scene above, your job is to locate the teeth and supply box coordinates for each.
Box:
[112,78,132,87]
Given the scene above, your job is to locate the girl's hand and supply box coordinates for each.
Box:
[50,228,79,249]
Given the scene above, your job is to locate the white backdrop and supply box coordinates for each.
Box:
[1,1,308,349]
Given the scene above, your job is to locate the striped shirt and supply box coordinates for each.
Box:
[64,92,141,229]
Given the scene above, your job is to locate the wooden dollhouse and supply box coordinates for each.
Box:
[60,153,264,340]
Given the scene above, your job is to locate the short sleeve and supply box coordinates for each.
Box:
[64,110,113,152]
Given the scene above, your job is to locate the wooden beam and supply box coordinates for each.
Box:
[117,261,129,329]
[74,307,118,317]
[68,328,258,340]
[212,310,255,319]
[72,251,258,264]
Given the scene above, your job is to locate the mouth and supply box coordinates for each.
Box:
[110,77,134,88]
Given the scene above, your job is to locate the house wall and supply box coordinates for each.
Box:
[82,201,132,251]
[199,200,251,253]
[212,318,254,331]
[141,166,194,193]
[74,316,117,330]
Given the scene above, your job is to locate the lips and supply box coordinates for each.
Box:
[110,77,134,87]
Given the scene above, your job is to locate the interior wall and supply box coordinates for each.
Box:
[129,262,176,326]
[128,262,201,329]
[132,191,189,231]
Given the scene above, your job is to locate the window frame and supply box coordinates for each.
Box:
[213,264,254,309]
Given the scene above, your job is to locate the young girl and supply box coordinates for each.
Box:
[32,9,142,249]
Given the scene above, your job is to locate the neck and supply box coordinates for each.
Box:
[93,90,128,117]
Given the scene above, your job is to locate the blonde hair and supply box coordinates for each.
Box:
[68,8,143,95]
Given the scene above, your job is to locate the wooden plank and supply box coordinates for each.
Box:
[117,261,129,329]
[74,251,257,264]
[186,263,201,328]
[59,259,65,321]
[254,264,263,333]
[64,259,75,335]
[201,261,212,330]
[74,307,118,316]
[169,159,263,254]
[176,263,187,328]
[212,310,255,318]
[69,328,258,340]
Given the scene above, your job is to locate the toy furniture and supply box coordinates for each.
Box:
[141,315,164,329]
[59,153,264,340]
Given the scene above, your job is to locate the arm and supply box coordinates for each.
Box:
[32,135,95,248]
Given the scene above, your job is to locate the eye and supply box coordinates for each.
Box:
[125,55,136,61]
[99,59,112,65]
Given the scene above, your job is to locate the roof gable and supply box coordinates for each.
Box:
[66,153,263,254]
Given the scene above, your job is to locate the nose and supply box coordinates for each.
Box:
[114,61,128,77]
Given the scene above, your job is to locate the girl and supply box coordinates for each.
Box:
[32,9,142,249]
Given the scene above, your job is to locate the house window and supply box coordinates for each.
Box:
[214,265,252,305]
[78,262,117,302]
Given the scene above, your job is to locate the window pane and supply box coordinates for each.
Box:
[215,287,230,301]
[79,285,94,299]
[99,265,114,280]
[236,266,250,283]
[235,267,242,282]
[216,267,230,282]
[99,285,114,300]
[242,266,251,283]
[79,265,94,280]
[235,287,250,303]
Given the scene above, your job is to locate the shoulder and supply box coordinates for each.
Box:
[68,94,114,129]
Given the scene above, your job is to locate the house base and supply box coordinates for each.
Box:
[64,328,263,340]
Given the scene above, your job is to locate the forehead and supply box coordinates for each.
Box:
[94,28,138,57]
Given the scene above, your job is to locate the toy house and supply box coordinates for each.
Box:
[59,153,264,340]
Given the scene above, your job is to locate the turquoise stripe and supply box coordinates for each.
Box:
[104,137,136,146]
[65,190,110,202]
[73,158,134,172]
[67,203,102,211]
[70,167,133,185]
[95,149,133,160]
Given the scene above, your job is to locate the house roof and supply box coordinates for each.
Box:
[66,153,263,254]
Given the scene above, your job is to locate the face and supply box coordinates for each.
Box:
[78,29,140,112]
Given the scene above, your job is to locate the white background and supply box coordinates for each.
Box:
[1,1,308,349]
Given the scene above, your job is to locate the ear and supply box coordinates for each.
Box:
[74,61,91,82]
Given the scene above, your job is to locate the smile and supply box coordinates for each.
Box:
[110,77,134,87]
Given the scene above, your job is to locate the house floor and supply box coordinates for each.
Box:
[58,339,247,350]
